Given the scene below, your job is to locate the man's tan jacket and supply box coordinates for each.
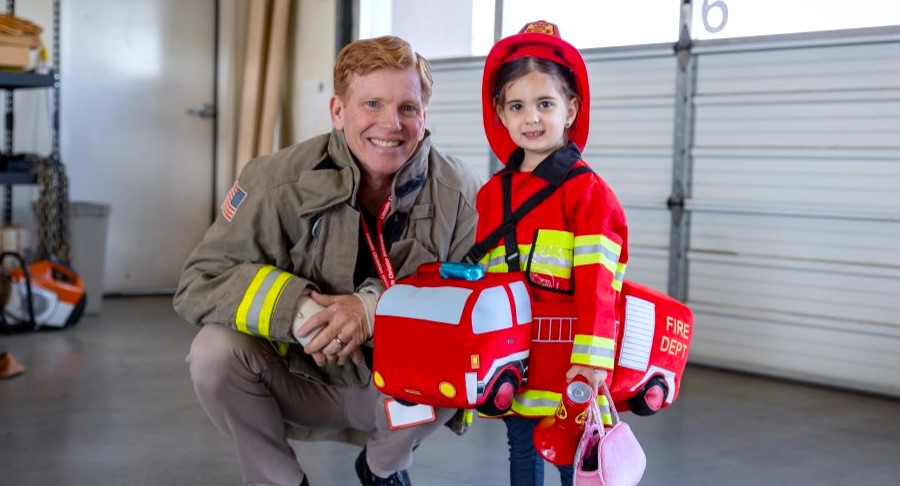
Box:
[174,129,481,388]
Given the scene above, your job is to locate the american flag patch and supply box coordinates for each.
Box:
[221,182,247,222]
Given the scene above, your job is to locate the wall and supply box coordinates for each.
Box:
[287,0,336,145]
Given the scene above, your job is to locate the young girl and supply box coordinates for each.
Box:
[474,21,629,486]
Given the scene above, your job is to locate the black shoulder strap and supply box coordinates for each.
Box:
[500,173,519,271]
[464,165,593,264]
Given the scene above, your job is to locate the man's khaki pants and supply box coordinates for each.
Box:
[187,324,454,486]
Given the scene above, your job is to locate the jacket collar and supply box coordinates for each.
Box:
[500,141,582,186]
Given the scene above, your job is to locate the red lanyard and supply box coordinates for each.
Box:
[360,197,396,289]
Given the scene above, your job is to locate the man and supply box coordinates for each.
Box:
[174,35,480,486]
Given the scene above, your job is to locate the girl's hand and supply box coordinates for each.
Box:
[566,365,608,390]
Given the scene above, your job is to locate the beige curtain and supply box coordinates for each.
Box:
[232,0,292,177]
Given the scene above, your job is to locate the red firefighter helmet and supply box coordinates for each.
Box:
[482,20,591,163]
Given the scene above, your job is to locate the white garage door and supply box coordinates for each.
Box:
[687,38,900,397]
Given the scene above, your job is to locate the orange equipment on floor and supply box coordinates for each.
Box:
[1,252,86,332]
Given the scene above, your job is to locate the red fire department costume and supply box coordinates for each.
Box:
[475,21,629,419]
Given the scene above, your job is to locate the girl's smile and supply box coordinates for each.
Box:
[498,71,577,171]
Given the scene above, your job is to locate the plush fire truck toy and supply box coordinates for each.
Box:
[372,262,693,416]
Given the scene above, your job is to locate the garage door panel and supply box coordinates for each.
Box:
[625,248,669,292]
[585,150,673,205]
[587,55,677,98]
[697,43,900,94]
[691,213,900,267]
[692,150,900,209]
[691,306,900,396]
[619,208,670,293]
[591,106,674,152]
[688,254,900,327]
[428,63,487,177]
[694,99,900,149]
[694,97,900,120]
[625,207,670,250]
[691,182,900,210]
[624,248,668,293]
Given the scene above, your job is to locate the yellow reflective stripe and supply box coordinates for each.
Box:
[573,234,621,276]
[516,244,532,271]
[574,234,601,253]
[534,229,574,247]
[236,265,292,338]
[571,334,616,368]
[509,389,612,424]
[510,389,561,416]
[613,262,626,292]
[484,246,509,273]
[463,409,474,425]
[595,394,612,425]
[573,334,615,350]
[528,260,572,279]
[236,266,275,334]
[530,231,574,277]
[599,235,621,256]
[571,354,615,369]
[257,272,292,338]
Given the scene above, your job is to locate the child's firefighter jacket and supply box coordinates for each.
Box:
[473,144,629,418]
[476,20,629,418]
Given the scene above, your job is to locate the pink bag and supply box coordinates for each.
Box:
[574,383,646,486]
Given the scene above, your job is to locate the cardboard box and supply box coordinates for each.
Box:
[0,33,40,49]
[0,43,30,68]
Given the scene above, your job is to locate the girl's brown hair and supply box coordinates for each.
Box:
[493,56,579,112]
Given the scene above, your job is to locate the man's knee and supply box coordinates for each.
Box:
[187,324,258,394]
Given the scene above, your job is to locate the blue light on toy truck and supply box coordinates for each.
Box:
[439,262,484,281]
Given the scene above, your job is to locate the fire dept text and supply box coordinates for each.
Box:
[660,315,691,359]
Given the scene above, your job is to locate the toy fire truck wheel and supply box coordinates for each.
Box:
[628,376,668,416]
[476,372,517,417]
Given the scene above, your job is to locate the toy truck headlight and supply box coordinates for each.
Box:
[373,371,385,388]
[439,382,457,398]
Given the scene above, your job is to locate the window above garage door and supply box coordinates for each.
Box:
[358,0,680,59]
[692,0,900,40]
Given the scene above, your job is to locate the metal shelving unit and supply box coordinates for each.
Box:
[1,0,60,224]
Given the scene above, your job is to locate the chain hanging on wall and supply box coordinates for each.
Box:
[32,155,70,264]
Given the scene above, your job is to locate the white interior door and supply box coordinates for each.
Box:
[62,0,215,291]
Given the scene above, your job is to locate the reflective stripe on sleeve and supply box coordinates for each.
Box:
[571,334,615,368]
[613,262,626,292]
[510,389,612,424]
[236,265,293,338]
[596,393,612,426]
[482,246,509,273]
[573,234,621,276]
[510,389,562,416]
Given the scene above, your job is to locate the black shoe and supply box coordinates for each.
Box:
[354,448,412,486]
[300,474,310,486]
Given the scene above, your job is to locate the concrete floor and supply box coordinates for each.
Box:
[2,295,899,486]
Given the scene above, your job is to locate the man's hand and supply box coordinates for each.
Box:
[566,365,608,391]
[295,291,369,367]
